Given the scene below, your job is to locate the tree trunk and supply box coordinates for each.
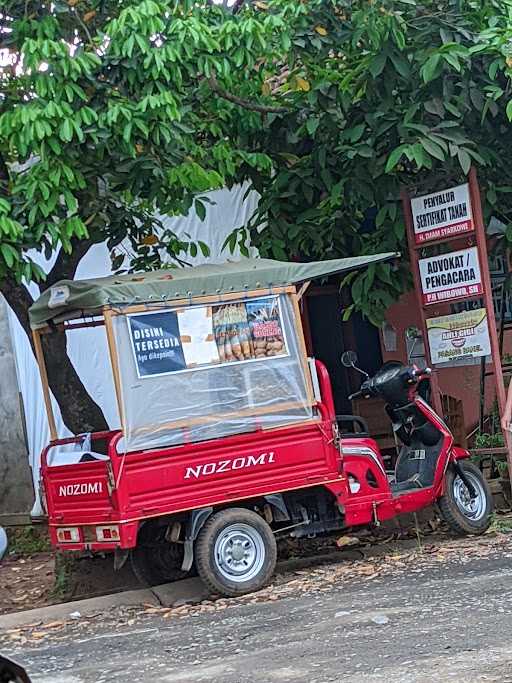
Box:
[41,330,109,434]
[1,271,109,436]
[1,148,109,435]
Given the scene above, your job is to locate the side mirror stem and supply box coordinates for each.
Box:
[351,362,370,379]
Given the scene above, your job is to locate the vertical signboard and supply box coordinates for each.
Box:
[418,247,483,305]
[410,183,473,244]
[402,168,512,474]
[426,309,491,364]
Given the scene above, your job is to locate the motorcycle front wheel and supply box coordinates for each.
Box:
[438,461,493,535]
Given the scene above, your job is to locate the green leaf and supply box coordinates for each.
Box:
[63,190,78,214]
[411,143,427,168]
[194,199,206,221]
[424,99,444,116]
[370,52,387,78]
[59,119,73,142]
[123,122,133,143]
[421,54,441,83]
[306,118,320,136]
[342,304,354,322]
[198,241,210,257]
[1,243,18,268]
[421,137,445,161]
[347,124,365,142]
[351,275,365,304]
[134,119,150,137]
[506,100,512,122]
[47,137,62,155]
[389,52,410,79]
[385,144,408,172]
[457,148,471,175]
[355,144,373,158]
[443,53,461,71]
[376,205,388,227]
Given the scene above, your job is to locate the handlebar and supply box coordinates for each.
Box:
[348,365,431,403]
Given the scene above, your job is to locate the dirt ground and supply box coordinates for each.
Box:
[0,524,142,616]
[0,552,55,616]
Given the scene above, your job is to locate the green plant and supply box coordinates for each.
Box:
[496,459,509,477]
[489,513,512,534]
[4,0,512,428]
[50,553,75,600]
[474,432,505,449]
[6,526,51,555]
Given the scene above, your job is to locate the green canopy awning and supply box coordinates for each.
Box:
[29,252,399,327]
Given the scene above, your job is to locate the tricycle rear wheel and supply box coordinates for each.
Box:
[195,508,276,597]
[131,520,189,586]
[438,461,493,535]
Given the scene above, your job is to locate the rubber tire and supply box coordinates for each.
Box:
[438,461,493,535]
[131,543,188,586]
[130,521,189,586]
[195,508,277,597]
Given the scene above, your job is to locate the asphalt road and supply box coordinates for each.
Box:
[6,534,512,683]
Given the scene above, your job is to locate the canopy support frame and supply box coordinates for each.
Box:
[32,328,58,441]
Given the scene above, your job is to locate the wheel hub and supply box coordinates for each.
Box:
[214,523,265,583]
[453,471,486,521]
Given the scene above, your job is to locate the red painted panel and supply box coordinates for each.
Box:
[121,421,340,515]
[44,460,113,522]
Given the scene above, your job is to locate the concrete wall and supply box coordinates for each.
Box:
[0,295,34,521]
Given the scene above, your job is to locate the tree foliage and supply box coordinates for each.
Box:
[0,0,290,430]
[2,0,512,429]
[221,0,512,323]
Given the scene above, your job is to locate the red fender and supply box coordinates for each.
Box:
[451,446,471,461]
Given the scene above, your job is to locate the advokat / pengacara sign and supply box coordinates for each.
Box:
[419,246,483,305]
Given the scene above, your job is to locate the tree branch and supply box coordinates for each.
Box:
[44,236,94,289]
[208,73,289,114]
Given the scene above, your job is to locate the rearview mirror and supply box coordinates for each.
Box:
[341,350,358,368]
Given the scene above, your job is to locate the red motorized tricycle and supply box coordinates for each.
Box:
[30,254,492,597]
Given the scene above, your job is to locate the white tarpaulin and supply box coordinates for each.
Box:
[7,183,260,515]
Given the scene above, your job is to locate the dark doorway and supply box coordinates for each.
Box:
[304,287,383,414]
[305,288,350,414]
[350,312,383,377]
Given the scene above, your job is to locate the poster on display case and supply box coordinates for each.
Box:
[127,310,187,378]
[127,296,289,378]
[212,296,288,363]
[426,308,491,365]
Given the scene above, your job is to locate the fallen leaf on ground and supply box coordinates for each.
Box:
[336,535,360,548]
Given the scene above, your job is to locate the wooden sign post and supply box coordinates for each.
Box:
[402,168,512,474]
